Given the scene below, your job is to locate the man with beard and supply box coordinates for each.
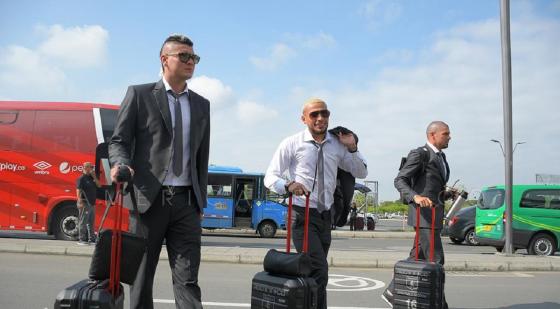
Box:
[264,98,368,309]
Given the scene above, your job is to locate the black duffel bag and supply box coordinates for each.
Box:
[263,249,311,277]
[89,228,146,285]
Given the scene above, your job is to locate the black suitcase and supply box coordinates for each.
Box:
[54,279,124,309]
[251,194,318,309]
[392,206,445,309]
[252,271,318,309]
[55,181,129,309]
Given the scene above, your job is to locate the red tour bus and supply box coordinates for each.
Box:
[0,101,123,240]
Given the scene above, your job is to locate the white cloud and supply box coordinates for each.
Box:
[0,24,109,100]
[37,24,108,68]
[189,75,235,110]
[236,100,278,125]
[0,45,68,98]
[298,32,337,49]
[250,43,296,71]
[359,0,403,31]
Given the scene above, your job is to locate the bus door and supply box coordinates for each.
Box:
[233,176,257,228]
[204,173,234,228]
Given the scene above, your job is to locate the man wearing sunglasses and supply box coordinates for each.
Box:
[264,98,368,309]
[109,34,210,309]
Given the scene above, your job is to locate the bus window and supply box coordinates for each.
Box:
[0,111,33,151]
[99,108,118,142]
[477,188,504,210]
[32,110,97,152]
[207,174,232,197]
[265,188,284,203]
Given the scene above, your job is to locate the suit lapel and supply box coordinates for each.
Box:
[153,80,173,135]
[188,90,201,156]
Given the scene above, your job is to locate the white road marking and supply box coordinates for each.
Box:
[153,301,388,309]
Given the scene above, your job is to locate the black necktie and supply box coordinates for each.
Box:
[170,92,183,176]
[316,143,325,213]
[437,152,447,180]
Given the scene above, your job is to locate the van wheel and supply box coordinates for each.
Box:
[528,233,556,256]
[52,202,79,241]
[258,221,277,238]
[465,229,479,246]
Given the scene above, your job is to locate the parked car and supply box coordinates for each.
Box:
[443,206,478,245]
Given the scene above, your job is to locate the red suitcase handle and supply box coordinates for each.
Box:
[415,205,436,262]
[286,193,310,254]
[108,183,124,296]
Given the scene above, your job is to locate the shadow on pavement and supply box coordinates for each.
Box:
[457,303,560,309]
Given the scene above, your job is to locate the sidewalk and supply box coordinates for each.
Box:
[1,230,558,272]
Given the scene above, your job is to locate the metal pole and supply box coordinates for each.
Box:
[500,0,514,255]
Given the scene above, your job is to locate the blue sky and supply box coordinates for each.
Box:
[1,0,559,201]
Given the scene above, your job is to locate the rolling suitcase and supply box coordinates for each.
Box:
[393,206,445,309]
[55,182,128,309]
[251,194,318,309]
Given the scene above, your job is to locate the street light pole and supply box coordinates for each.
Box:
[500,0,514,255]
[490,139,525,156]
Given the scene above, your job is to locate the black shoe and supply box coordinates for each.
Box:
[381,289,393,308]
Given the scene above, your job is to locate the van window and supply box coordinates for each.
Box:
[521,189,560,210]
[32,110,96,152]
[207,174,232,197]
[0,111,34,151]
[477,188,505,210]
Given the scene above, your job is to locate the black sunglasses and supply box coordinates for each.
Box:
[309,109,330,118]
[166,52,201,64]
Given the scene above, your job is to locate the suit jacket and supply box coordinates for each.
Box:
[109,80,210,213]
[394,144,449,229]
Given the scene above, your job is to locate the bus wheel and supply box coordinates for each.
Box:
[528,233,556,256]
[52,203,79,241]
[258,221,277,238]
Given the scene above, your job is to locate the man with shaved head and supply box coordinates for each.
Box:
[382,121,452,308]
[110,34,210,309]
[264,98,368,308]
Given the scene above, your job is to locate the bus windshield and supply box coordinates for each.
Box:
[477,188,505,210]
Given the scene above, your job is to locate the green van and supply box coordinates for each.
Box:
[475,185,560,256]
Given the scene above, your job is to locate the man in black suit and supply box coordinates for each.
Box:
[382,121,451,308]
[109,34,210,309]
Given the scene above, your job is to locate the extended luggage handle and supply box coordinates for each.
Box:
[286,193,310,254]
[415,205,436,262]
[108,182,124,297]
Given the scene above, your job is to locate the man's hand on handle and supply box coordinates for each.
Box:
[413,195,434,207]
[110,165,135,183]
[287,182,309,196]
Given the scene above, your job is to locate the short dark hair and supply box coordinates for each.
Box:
[160,34,193,56]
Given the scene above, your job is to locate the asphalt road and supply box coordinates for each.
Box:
[1,253,559,309]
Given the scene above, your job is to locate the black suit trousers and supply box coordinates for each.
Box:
[291,207,331,309]
[130,189,202,309]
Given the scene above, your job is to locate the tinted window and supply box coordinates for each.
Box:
[521,189,560,210]
[32,110,97,152]
[99,108,118,142]
[207,174,232,197]
[477,189,505,210]
[0,111,34,151]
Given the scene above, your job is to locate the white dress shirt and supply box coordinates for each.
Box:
[162,78,192,186]
[264,129,368,210]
